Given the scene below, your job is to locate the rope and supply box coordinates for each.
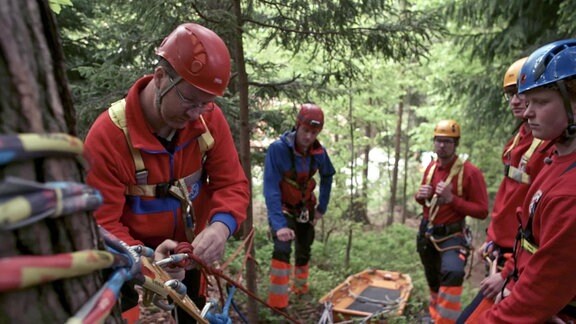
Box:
[0,177,102,230]
[204,285,236,324]
[174,232,301,324]
[427,232,467,252]
[318,302,334,324]
[0,250,127,292]
[65,227,142,323]
[0,133,84,166]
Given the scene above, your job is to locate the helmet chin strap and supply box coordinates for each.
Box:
[154,78,180,137]
[557,80,576,139]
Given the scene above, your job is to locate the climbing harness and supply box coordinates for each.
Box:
[420,157,472,254]
[281,149,316,224]
[0,133,300,323]
[108,99,214,242]
[424,156,464,227]
[502,132,542,184]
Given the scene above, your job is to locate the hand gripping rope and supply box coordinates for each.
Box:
[171,228,302,324]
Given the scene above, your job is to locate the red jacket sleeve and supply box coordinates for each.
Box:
[450,162,489,220]
[202,108,249,231]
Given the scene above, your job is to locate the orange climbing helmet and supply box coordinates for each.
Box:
[296,104,324,130]
[434,119,460,138]
[156,23,231,96]
[503,57,528,89]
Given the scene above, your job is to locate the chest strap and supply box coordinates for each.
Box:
[425,157,464,225]
[107,99,214,195]
[425,157,464,197]
[504,137,543,184]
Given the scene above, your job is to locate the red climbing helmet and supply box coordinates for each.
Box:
[156,23,231,96]
[296,104,324,131]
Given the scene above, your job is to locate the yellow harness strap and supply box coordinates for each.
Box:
[108,100,147,184]
[521,237,538,254]
[504,135,543,184]
[107,99,214,196]
[108,99,214,243]
[425,157,464,224]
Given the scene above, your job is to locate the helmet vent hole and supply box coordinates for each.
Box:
[190,60,204,74]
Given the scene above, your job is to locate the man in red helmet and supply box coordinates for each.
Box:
[264,104,335,311]
[84,23,249,323]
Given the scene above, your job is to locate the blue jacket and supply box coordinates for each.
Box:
[264,130,335,232]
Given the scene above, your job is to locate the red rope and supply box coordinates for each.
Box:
[173,233,300,323]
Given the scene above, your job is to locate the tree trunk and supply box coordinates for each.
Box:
[0,0,116,322]
[401,107,413,224]
[360,122,370,223]
[388,99,404,226]
[231,0,258,322]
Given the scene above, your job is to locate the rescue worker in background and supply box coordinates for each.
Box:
[84,23,250,323]
[478,39,576,323]
[457,57,552,323]
[264,104,335,311]
[415,120,489,324]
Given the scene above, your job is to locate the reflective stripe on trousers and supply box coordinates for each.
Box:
[435,285,463,324]
[292,263,309,294]
[267,259,291,308]
[429,290,439,320]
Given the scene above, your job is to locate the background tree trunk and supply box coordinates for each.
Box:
[388,99,404,226]
[401,106,414,224]
[231,0,259,322]
[0,0,117,322]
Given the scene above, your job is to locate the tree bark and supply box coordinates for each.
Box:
[388,99,404,226]
[231,0,258,322]
[401,107,413,224]
[0,0,116,322]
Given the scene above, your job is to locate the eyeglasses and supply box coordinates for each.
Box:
[504,87,525,101]
[168,76,214,113]
[434,138,456,144]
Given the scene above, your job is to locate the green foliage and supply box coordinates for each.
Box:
[49,0,72,14]
[439,0,576,128]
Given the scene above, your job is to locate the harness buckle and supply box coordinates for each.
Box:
[296,209,309,223]
[503,164,511,177]
[155,182,172,198]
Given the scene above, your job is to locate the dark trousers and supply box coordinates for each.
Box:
[456,290,486,323]
[272,215,315,266]
[416,220,469,292]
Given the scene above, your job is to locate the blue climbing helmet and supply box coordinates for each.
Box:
[518,39,576,137]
